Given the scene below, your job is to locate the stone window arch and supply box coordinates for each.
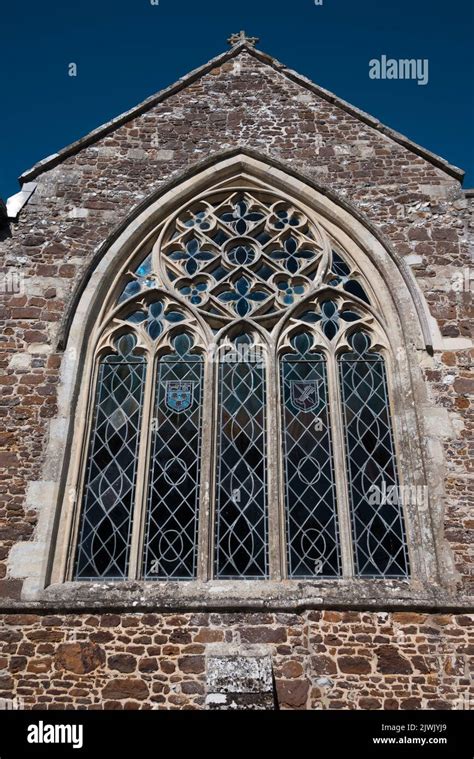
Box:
[57,173,414,586]
[33,152,445,608]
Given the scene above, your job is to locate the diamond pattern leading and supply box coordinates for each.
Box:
[74,334,145,580]
[143,336,203,580]
[281,332,341,578]
[339,331,409,578]
[215,339,268,579]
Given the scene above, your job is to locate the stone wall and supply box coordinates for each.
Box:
[0,611,472,710]
[0,44,472,709]
[1,48,471,599]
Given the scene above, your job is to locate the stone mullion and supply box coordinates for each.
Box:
[327,349,355,579]
[272,346,288,579]
[128,348,155,581]
[267,341,283,581]
[197,346,218,581]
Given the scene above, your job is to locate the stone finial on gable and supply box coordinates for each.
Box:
[227,31,260,48]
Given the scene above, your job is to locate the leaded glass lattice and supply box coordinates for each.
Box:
[339,332,409,578]
[143,335,203,580]
[69,175,415,587]
[281,333,341,578]
[74,334,146,580]
[215,336,268,579]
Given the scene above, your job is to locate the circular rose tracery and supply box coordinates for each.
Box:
[156,189,330,324]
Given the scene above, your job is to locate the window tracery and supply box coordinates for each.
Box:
[70,183,409,582]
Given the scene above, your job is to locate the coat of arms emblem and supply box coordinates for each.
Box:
[290,380,321,413]
[165,381,195,412]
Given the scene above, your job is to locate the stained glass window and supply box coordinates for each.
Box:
[72,185,410,585]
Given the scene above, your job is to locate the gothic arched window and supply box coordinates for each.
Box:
[66,180,410,583]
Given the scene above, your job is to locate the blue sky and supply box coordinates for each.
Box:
[1,0,473,199]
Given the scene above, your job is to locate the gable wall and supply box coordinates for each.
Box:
[0,49,471,710]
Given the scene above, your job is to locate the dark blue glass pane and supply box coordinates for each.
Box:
[332,252,350,277]
[117,254,153,304]
[321,300,339,340]
[344,279,370,304]
[329,252,370,304]
[117,280,141,304]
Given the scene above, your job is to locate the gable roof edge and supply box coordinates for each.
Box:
[18,43,465,185]
[18,44,248,184]
[251,48,464,183]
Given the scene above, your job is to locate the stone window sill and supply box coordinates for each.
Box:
[1,578,467,612]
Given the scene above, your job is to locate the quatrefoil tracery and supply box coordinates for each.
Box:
[159,190,328,321]
[114,189,372,330]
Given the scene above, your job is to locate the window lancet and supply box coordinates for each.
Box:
[74,334,146,580]
[281,332,340,579]
[70,179,410,584]
[339,332,409,578]
[215,333,268,579]
[143,333,204,581]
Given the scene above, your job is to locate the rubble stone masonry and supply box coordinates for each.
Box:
[0,611,473,710]
[0,44,472,708]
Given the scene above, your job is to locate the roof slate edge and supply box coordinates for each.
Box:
[18,43,465,184]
